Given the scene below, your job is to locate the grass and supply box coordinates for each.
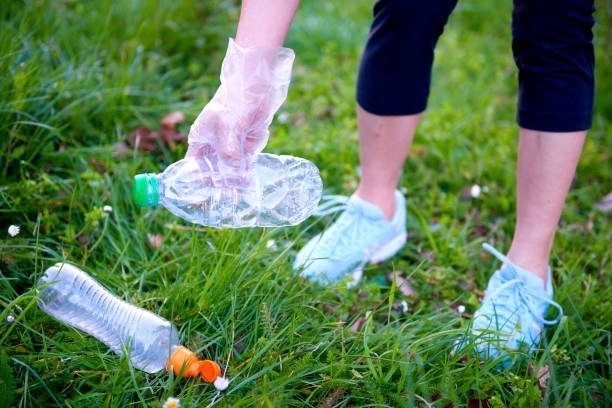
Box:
[1,0,610,407]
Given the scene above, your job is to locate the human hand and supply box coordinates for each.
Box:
[187,38,295,173]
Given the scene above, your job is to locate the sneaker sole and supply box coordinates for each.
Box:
[347,231,408,287]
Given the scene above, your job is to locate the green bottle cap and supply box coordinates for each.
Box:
[133,173,159,207]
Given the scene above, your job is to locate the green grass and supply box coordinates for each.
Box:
[1,0,610,407]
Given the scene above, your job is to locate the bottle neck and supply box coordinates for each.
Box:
[134,173,161,207]
[144,174,160,207]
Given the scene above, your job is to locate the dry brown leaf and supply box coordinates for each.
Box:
[537,364,551,393]
[530,363,551,394]
[321,303,337,316]
[419,250,436,262]
[290,112,306,125]
[161,111,185,131]
[127,112,187,153]
[147,233,163,249]
[467,399,491,408]
[89,157,106,173]
[112,141,131,158]
[460,187,473,200]
[410,146,427,158]
[458,271,478,293]
[349,316,366,331]
[388,271,416,297]
[159,111,187,150]
[233,335,246,354]
[130,127,158,152]
[159,129,186,150]
[429,392,455,408]
[471,223,490,238]
[317,388,346,408]
[76,233,89,246]
[595,192,612,212]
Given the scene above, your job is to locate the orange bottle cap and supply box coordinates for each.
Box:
[166,346,200,378]
[166,346,222,383]
[199,359,222,383]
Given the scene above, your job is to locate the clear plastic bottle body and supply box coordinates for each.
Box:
[37,263,180,373]
[152,153,322,228]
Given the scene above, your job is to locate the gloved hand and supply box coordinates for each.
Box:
[186,38,295,174]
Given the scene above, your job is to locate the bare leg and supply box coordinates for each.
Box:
[507,129,586,282]
[354,104,422,220]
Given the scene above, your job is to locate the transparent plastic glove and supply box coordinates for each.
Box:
[187,38,295,175]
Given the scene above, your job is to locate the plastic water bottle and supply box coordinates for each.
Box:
[37,262,229,390]
[133,153,322,228]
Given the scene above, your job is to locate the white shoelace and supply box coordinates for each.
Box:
[312,195,350,217]
[482,243,563,326]
[309,195,380,260]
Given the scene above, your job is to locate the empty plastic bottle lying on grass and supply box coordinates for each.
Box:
[133,153,322,228]
[37,262,229,390]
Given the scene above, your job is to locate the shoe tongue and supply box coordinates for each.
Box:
[349,194,385,218]
[501,263,545,290]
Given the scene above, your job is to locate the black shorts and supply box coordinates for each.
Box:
[356,0,595,132]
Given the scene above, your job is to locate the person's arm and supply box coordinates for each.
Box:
[235,0,300,47]
[187,0,300,172]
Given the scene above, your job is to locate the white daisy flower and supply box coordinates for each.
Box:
[8,225,20,237]
[162,397,180,408]
[277,111,290,124]
[214,376,229,391]
[457,305,466,314]
[7,315,15,323]
[470,184,482,198]
[103,205,113,213]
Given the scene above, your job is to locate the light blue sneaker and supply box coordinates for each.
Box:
[464,243,564,366]
[293,190,407,286]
